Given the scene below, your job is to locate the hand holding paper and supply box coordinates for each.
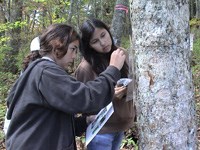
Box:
[114,86,127,100]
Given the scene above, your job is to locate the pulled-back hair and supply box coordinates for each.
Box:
[22,51,41,72]
[40,24,80,59]
[80,18,128,77]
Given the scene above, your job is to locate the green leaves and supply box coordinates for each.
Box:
[34,0,46,2]
[0,21,27,32]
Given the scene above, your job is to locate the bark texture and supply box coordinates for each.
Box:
[110,0,129,46]
[129,0,197,149]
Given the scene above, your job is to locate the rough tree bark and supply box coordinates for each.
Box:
[129,0,197,149]
[110,0,129,46]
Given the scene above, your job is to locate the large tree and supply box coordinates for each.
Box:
[129,0,197,149]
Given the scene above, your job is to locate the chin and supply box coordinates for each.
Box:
[104,49,111,53]
[106,46,112,53]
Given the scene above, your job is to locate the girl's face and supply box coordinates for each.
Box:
[89,28,112,53]
[56,40,79,70]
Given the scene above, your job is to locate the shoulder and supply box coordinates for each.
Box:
[75,59,97,81]
[78,59,92,69]
[75,59,93,74]
[34,60,67,77]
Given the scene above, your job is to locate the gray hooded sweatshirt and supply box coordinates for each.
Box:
[6,59,120,150]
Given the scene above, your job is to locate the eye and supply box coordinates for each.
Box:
[101,32,105,38]
[90,39,98,44]
[71,47,78,53]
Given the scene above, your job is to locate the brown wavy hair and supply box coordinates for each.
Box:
[40,24,80,59]
[22,50,41,72]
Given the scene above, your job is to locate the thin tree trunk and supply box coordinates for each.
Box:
[110,0,129,46]
[190,0,195,19]
[0,0,6,36]
[90,0,97,18]
[130,0,197,149]
[31,10,37,33]
[100,0,103,20]
[68,0,74,24]
[75,0,80,30]
[0,1,6,23]
[3,0,23,73]
[196,0,200,18]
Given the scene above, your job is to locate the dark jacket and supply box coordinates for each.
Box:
[75,59,135,134]
[6,59,121,150]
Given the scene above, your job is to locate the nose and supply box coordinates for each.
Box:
[100,39,105,46]
[72,51,77,59]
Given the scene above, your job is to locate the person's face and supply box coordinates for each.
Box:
[89,28,112,53]
[57,40,79,70]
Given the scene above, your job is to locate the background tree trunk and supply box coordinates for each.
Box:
[0,0,6,23]
[68,0,74,24]
[110,0,129,46]
[75,0,80,30]
[129,0,197,149]
[3,0,23,73]
[0,0,6,39]
[196,0,200,19]
[190,0,196,19]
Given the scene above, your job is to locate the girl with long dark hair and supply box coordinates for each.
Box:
[75,18,136,150]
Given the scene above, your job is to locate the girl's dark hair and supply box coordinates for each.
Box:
[22,51,41,71]
[40,24,80,58]
[80,18,128,77]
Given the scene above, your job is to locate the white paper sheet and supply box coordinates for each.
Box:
[85,102,114,146]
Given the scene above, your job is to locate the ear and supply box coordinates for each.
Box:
[55,50,60,58]
[53,49,59,58]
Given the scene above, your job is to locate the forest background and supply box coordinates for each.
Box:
[0,0,199,149]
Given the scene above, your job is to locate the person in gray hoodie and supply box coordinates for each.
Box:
[5,23,126,150]
[3,36,41,135]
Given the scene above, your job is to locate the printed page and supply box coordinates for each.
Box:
[85,102,114,146]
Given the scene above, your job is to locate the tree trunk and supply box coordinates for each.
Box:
[129,0,197,149]
[3,0,23,73]
[110,0,129,46]
[88,0,97,18]
[75,0,80,30]
[0,0,6,39]
[190,0,196,19]
[68,0,74,24]
[196,0,200,19]
[0,0,6,23]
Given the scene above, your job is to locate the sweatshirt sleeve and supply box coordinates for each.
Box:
[39,65,120,114]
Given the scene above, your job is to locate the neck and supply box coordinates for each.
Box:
[42,55,55,62]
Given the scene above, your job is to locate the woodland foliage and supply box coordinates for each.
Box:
[0,0,200,149]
